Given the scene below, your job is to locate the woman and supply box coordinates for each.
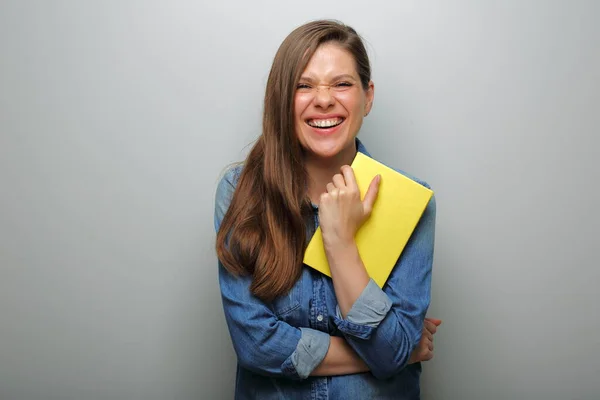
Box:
[214,20,439,399]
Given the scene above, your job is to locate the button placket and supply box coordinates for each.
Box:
[310,206,329,399]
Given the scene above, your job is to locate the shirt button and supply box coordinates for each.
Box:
[317,314,324,322]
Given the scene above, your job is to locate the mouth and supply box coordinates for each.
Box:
[305,117,345,129]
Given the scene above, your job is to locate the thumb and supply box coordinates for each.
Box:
[362,174,381,216]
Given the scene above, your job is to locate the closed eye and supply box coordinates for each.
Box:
[335,82,353,87]
[297,83,311,89]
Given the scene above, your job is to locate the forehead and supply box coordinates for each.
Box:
[301,43,358,78]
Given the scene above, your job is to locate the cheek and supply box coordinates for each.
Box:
[293,96,307,143]
[337,92,364,115]
[294,94,311,121]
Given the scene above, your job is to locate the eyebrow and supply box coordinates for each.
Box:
[299,74,357,82]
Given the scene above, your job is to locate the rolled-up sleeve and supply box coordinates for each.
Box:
[333,187,436,380]
[334,279,392,339]
[214,168,330,380]
[281,328,330,378]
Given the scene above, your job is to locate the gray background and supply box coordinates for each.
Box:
[1,1,598,399]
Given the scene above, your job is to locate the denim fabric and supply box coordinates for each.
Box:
[334,279,392,340]
[214,139,436,400]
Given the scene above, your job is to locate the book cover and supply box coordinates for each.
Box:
[303,152,433,288]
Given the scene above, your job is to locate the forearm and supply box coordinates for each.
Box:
[341,309,419,379]
[324,238,370,318]
[311,336,370,376]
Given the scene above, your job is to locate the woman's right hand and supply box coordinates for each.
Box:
[408,318,442,364]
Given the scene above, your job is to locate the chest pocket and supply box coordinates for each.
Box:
[270,278,303,325]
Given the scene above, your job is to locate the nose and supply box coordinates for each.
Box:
[313,85,335,109]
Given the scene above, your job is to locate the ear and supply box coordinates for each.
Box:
[364,80,375,116]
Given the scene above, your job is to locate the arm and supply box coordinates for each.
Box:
[318,166,436,379]
[332,194,436,379]
[325,238,370,318]
[312,316,441,377]
[215,169,369,379]
[311,336,370,376]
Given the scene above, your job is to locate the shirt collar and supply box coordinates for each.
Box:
[355,137,371,157]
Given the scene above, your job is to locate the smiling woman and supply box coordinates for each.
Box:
[214,19,440,399]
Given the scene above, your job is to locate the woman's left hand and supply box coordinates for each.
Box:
[318,165,381,247]
[409,318,442,364]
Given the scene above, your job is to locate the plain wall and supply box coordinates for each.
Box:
[1,1,598,399]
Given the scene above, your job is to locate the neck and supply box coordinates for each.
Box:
[305,141,358,205]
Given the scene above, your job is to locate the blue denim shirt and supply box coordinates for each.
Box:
[214,139,436,400]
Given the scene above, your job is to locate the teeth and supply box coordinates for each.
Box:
[308,118,343,128]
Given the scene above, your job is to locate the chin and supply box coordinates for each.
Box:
[297,122,357,160]
[310,149,341,159]
[304,139,352,160]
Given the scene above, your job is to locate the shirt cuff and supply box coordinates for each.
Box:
[281,327,330,379]
[334,278,392,340]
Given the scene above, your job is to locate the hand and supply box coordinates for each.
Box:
[409,318,442,364]
[318,165,381,247]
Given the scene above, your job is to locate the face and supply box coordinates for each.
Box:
[294,43,374,161]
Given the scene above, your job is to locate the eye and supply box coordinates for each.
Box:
[296,83,311,90]
[334,82,352,90]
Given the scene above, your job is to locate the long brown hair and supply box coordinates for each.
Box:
[216,20,372,302]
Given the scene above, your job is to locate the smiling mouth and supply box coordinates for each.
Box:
[306,117,345,129]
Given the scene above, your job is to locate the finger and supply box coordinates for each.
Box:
[326,183,336,193]
[425,318,443,326]
[421,328,433,341]
[425,331,433,341]
[428,341,434,351]
[422,351,433,362]
[332,174,345,189]
[362,175,381,215]
[424,320,438,335]
[319,192,329,206]
[340,165,358,192]
[330,187,340,199]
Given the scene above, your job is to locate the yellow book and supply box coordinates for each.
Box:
[303,152,433,288]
